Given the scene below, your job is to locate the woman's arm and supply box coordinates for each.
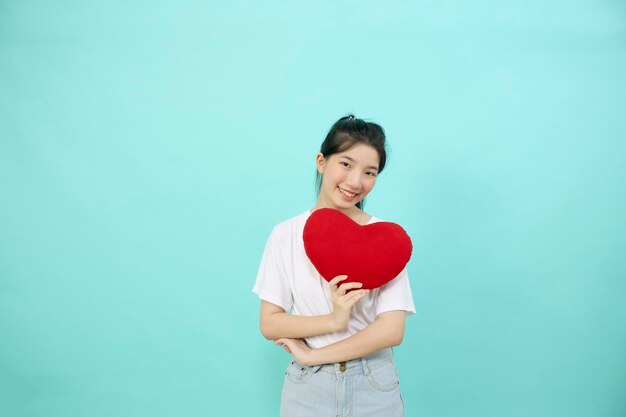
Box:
[260,300,339,339]
[259,275,369,340]
[275,310,406,366]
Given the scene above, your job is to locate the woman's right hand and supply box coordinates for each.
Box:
[329,275,369,331]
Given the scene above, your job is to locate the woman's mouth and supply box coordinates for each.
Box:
[337,186,359,199]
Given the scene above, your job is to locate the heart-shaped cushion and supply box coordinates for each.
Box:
[303,208,413,290]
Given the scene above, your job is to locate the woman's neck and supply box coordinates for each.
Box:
[310,202,370,225]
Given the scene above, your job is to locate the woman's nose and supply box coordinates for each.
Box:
[345,171,361,189]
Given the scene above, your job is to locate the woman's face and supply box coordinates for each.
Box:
[316,142,380,211]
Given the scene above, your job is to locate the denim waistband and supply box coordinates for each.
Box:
[292,347,394,378]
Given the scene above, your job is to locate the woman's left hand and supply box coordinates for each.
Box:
[275,338,317,366]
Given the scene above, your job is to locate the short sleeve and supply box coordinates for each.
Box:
[251,227,293,312]
[375,267,416,317]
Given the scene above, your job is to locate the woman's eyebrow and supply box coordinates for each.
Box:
[340,155,379,171]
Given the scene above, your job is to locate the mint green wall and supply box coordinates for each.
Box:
[1,1,625,416]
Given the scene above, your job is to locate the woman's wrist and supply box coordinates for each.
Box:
[306,346,344,366]
[325,313,344,333]
[305,348,323,366]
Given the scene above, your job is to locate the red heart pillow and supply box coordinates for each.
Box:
[303,208,413,290]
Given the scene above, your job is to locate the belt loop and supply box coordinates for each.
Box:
[360,356,370,376]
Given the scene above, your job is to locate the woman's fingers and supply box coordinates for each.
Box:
[329,275,348,291]
[275,338,293,354]
[336,282,364,296]
[341,289,369,304]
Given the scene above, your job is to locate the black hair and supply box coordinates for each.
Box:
[315,114,388,210]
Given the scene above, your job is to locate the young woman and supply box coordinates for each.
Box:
[252,115,416,417]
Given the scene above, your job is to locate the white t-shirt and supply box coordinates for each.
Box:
[252,209,416,349]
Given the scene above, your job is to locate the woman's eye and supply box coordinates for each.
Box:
[340,161,350,168]
[366,172,377,177]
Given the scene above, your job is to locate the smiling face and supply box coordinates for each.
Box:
[315,142,380,214]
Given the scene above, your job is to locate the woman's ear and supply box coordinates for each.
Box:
[315,152,325,174]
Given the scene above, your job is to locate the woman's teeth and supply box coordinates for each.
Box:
[338,187,357,197]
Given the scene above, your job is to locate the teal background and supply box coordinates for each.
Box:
[1,1,625,416]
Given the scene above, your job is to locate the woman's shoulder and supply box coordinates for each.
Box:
[270,209,310,236]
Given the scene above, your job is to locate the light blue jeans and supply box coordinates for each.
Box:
[280,348,404,417]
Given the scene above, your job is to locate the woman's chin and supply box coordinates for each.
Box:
[330,199,360,211]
